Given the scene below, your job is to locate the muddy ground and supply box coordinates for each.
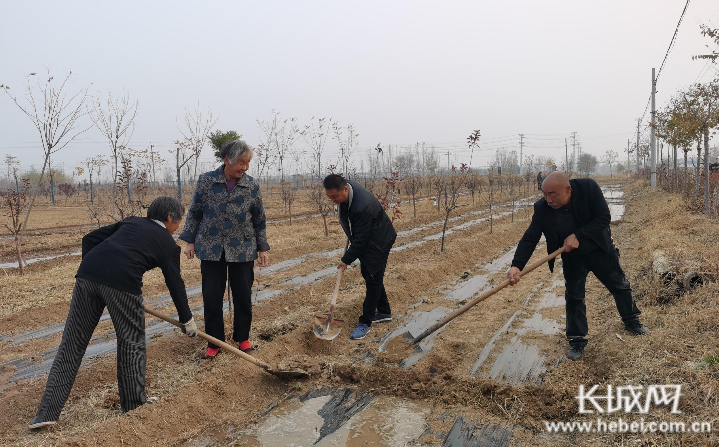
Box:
[0,179,717,446]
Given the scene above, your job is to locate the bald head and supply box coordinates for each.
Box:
[542,171,570,189]
[541,172,572,209]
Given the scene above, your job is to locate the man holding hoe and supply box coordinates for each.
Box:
[506,172,648,361]
[324,174,397,340]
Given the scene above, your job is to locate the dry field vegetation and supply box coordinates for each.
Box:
[0,178,717,446]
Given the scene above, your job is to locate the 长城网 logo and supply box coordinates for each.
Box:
[576,385,682,414]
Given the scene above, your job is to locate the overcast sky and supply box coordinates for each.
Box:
[1,0,717,177]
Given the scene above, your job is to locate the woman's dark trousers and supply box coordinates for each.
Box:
[201,255,254,349]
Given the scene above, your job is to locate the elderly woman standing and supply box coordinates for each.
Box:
[179,140,270,359]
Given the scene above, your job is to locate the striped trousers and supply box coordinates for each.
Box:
[34,278,148,423]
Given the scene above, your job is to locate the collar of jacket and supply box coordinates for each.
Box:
[209,165,252,188]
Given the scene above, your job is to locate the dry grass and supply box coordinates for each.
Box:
[532,180,719,446]
[6,177,717,445]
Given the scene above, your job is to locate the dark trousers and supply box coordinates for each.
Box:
[201,255,254,349]
[35,278,147,422]
[562,246,641,348]
[358,255,392,326]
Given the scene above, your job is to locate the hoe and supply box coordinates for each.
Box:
[144,306,309,379]
[313,238,350,341]
[409,247,566,345]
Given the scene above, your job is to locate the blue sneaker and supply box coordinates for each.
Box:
[350,323,371,340]
[373,312,392,323]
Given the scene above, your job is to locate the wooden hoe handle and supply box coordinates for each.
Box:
[327,238,350,321]
[410,246,566,345]
[143,305,272,370]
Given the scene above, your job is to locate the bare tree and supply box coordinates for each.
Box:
[1,69,90,248]
[257,110,301,217]
[95,155,106,187]
[301,117,330,181]
[394,150,415,177]
[432,175,444,212]
[522,154,536,179]
[171,139,195,203]
[405,174,423,217]
[260,111,300,182]
[332,120,359,178]
[178,103,217,182]
[308,185,334,236]
[4,154,20,193]
[3,178,31,274]
[83,155,106,205]
[375,170,403,223]
[148,144,163,187]
[465,172,481,205]
[88,91,138,192]
[440,164,468,252]
[602,150,618,178]
[109,151,143,220]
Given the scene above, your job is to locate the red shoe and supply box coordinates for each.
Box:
[238,340,254,353]
[203,347,220,359]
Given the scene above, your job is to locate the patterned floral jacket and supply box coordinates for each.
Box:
[179,166,270,262]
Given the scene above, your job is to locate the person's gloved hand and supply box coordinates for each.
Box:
[181,317,197,337]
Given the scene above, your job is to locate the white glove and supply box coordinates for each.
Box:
[181,317,197,337]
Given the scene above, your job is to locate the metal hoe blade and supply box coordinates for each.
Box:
[267,367,310,379]
[313,315,344,341]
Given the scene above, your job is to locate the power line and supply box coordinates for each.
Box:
[638,0,691,124]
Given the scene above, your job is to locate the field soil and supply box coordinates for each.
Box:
[1,179,717,446]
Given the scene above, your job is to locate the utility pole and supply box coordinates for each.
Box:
[636,119,641,174]
[13,167,19,193]
[571,132,577,173]
[577,142,582,175]
[519,134,524,175]
[650,67,657,187]
[150,143,156,187]
[627,139,631,177]
[565,139,569,176]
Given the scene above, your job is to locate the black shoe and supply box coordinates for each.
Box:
[28,416,56,430]
[372,312,393,323]
[566,345,584,361]
[625,322,649,336]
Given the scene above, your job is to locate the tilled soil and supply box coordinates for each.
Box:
[1,180,717,446]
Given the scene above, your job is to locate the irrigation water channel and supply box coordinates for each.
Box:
[2,186,626,446]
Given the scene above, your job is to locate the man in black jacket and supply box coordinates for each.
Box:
[324,174,397,340]
[29,197,197,430]
[506,172,647,361]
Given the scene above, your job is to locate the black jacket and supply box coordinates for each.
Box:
[511,178,613,272]
[76,217,192,323]
[339,180,397,273]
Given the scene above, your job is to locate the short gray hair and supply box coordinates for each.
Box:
[220,139,254,164]
[147,196,184,222]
